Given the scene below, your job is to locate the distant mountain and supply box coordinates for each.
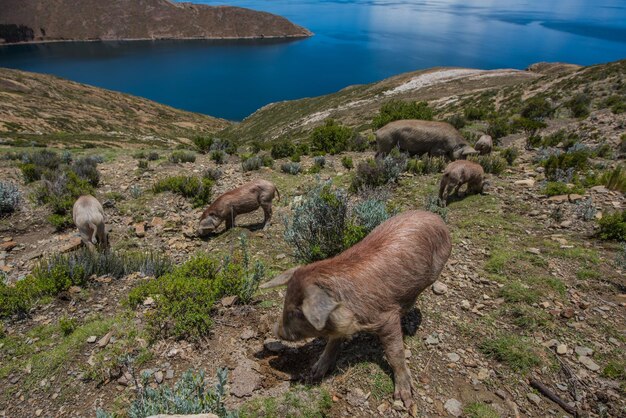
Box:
[0,0,312,44]
[0,67,230,147]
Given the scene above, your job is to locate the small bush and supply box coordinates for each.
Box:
[290,153,301,163]
[261,154,274,167]
[271,141,296,159]
[98,369,234,418]
[566,93,591,118]
[203,167,222,181]
[60,150,73,164]
[210,150,227,165]
[284,182,390,263]
[341,156,354,170]
[192,136,214,154]
[147,151,159,161]
[128,237,263,340]
[521,96,554,120]
[599,165,626,193]
[541,130,580,149]
[480,334,541,373]
[468,155,507,175]
[59,316,77,336]
[543,148,590,180]
[446,114,466,129]
[486,117,511,140]
[542,181,584,197]
[34,170,95,229]
[605,95,626,114]
[133,151,146,159]
[575,197,597,221]
[348,134,370,152]
[242,156,262,172]
[209,138,237,155]
[598,210,626,241]
[129,184,142,199]
[281,162,301,175]
[500,147,519,165]
[464,106,491,121]
[0,181,20,215]
[169,151,196,164]
[372,100,433,129]
[313,156,326,168]
[310,119,353,154]
[137,160,149,170]
[152,175,213,208]
[71,156,101,187]
[350,151,407,192]
[424,194,448,222]
[406,155,446,175]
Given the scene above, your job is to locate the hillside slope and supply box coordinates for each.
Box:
[0,0,311,44]
[0,67,230,147]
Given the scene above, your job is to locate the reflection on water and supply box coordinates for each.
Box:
[1,0,625,120]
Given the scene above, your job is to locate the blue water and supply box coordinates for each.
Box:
[1,0,625,121]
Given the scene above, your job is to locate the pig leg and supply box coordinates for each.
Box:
[261,202,272,230]
[310,336,343,381]
[225,207,235,230]
[379,316,414,409]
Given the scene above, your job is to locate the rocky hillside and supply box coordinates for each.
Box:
[0,67,230,147]
[224,60,625,148]
[0,0,311,44]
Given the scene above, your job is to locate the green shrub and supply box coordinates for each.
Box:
[34,170,95,228]
[542,181,584,196]
[468,155,507,175]
[598,210,626,241]
[0,181,20,215]
[486,117,511,140]
[59,316,77,336]
[270,141,296,159]
[137,159,149,170]
[47,213,73,231]
[152,175,213,208]
[541,130,580,149]
[203,167,222,181]
[192,136,214,154]
[406,155,446,175]
[98,369,234,418]
[242,156,262,172]
[464,402,500,418]
[60,150,73,164]
[521,96,554,120]
[168,151,196,163]
[604,95,626,114]
[281,162,301,175]
[348,134,370,152]
[310,119,353,154]
[290,153,301,163]
[480,334,541,373]
[313,156,326,168]
[500,147,519,165]
[350,151,407,192]
[129,184,142,199]
[372,100,433,129]
[424,194,447,222]
[543,148,590,180]
[19,163,39,182]
[209,138,237,155]
[127,238,263,340]
[147,151,159,161]
[446,114,466,129]
[341,156,354,170]
[599,165,626,193]
[133,151,146,159]
[210,150,227,164]
[566,93,591,118]
[284,182,391,263]
[464,105,491,121]
[511,117,547,143]
[261,154,274,167]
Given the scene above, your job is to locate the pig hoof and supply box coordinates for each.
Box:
[394,387,414,410]
[309,360,330,381]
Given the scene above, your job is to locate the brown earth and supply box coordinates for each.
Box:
[0,0,312,44]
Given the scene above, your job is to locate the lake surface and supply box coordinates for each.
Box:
[1,0,625,121]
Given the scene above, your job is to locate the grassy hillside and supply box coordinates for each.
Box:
[0,67,230,147]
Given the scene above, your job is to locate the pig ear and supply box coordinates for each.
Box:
[260,266,299,289]
[302,285,338,331]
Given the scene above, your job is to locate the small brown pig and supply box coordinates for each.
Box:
[72,195,108,251]
[198,179,279,236]
[438,160,485,204]
[261,210,451,409]
[474,134,493,155]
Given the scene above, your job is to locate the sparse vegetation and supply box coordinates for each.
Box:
[464,402,500,418]
[501,147,519,165]
[542,181,584,196]
[168,150,196,164]
[424,194,448,221]
[152,175,213,207]
[310,119,353,154]
[468,154,507,175]
[281,161,302,175]
[566,93,591,118]
[372,100,433,129]
[597,210,626,241]
[242,155,262,172]
[0,181,20,215]
[341,156,354,170]
[599,165,626,193]
[350,150,407,192]
[480,334,541,373]
[210,150,227,164]
[406,155,446,175]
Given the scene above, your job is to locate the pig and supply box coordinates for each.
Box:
[261,210,452,410]
[197,179,279,236]
[438,160,485,204]
[72,195,108,251]
[474,134,493,155]
[375,119,477,160]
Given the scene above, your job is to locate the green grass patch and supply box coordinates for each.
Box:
[240,385,332,418]
[152,175,213,208]
[464,402,500,418]
[480,334,542,373]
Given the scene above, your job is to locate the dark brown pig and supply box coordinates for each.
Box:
[198,179,279,236]
[261,210,451,410]
[438,160,485,204]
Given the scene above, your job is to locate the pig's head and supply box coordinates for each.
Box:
[453,144,478,160]
[197,213,221,236]
[261,267,354,341]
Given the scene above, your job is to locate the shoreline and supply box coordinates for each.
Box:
[0,32,313,47]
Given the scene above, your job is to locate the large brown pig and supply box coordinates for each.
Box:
[375,119,477,160]
[261,210,451,410]
[72,195,108,251]
[438,160,485,204]
[198,179,279,236]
